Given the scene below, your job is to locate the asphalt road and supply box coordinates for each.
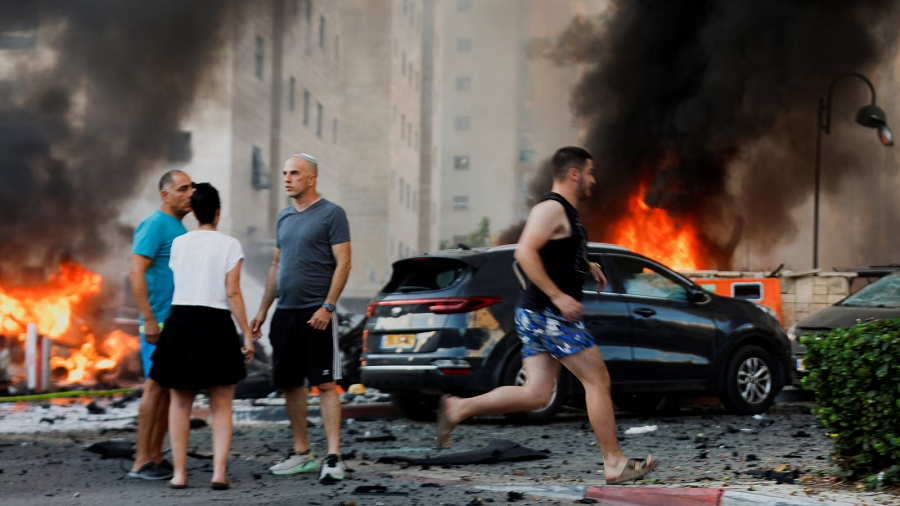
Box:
[0,397,856,506]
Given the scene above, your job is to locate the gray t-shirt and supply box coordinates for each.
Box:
[276,199,351,309]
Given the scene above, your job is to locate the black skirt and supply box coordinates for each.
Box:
[150,305,247,391]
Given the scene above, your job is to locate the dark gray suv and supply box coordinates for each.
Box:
[361,243,791,423]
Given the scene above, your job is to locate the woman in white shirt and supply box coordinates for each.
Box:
[150,182,256,490]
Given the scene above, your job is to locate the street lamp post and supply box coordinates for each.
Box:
[813,72,893,269]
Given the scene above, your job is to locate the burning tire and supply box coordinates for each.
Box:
[721,345,778,415]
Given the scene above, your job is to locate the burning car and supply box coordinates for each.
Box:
[361,243,792,423]
[0,262,142,394]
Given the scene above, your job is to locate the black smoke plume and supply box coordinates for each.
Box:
[506,0,898,269]
[0,0,228,282]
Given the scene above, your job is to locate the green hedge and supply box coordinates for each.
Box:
[801,318,900,488]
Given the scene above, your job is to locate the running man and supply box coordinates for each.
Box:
[436,146,658,484]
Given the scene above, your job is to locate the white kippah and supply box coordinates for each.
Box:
[293,153,317,164]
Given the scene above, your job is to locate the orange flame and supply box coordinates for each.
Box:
[0,262,101,338]
[49,330,141,383]
[611,181,703,271]
[1,262,138,383]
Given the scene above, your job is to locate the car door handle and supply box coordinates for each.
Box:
[634,308,656,318]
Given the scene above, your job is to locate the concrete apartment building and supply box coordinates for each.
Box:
[434,0,602,248]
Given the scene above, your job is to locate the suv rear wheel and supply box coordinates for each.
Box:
[501,352,563,425]
[721,345,778,414]
[390,393,439,421]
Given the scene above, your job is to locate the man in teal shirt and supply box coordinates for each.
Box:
[127,170,193,480]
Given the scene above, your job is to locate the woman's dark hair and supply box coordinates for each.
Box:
[551,146,593,180]
[191,182,220,225]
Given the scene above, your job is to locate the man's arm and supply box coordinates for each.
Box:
[129,254,159,343]
[514,201,583,321]
[250,247,280,337]
[308,241,352,331]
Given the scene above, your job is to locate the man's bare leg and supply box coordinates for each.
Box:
[559,346,652,480]
[317,381,341,456]
[149,387,170,463]
[131,378,167,471]
[284,386,310,453]
[440,353,559,443]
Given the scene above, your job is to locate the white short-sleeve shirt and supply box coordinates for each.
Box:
[170,230,244,310]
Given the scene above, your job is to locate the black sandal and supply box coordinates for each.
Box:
[210,481,230,490]
[167,481,188,489]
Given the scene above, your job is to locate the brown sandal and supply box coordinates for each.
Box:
[435,395,453,449]
[605,457,659,485]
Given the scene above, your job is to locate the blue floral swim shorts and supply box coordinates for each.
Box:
[515,306,596,359]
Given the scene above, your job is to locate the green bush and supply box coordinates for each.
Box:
[801,318,900,488]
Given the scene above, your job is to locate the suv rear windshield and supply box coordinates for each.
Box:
[839,271,900,308]
[382,258,468,294]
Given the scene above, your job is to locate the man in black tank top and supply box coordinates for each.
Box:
[436,147,658,484]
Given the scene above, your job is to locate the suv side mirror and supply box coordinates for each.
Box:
[690,288,712,305]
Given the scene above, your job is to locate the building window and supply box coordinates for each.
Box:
[406,183,411,209]
[410,2,415,24]
[401,114,406,140]
[453,156,470,170]
[452,195,469,211]
[316,102,323,138]
[456,38,471,53]
[292,0,299,16]
[254,36,265,79]
[519,149,536,163]
[403,0,408,14]
[334,35,340,61]
[408,123,412,147]
[251,146,271,190]
[409,64,414,85]
[167,131,192,163]
[289,77,296,110]
[332,118,338,144]
[454,116,471,131]
[399,177,404,203]
[456,77,471,91]
[458,0,472,13]
[415,71,419,90]
[303,90,310,125]
[413,191,417,212]
[319,15,326,49]
[305,0,313,55]
[401,51,406,75]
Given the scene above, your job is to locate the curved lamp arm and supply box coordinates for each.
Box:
[820,72,878,135]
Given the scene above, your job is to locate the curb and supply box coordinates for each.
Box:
[584,486,721,505]
[583,487,858,506]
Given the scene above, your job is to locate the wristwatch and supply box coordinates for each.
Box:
[323,302,336,313]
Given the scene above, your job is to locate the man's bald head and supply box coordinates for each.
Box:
[287,153,318,177]
[283,153,319,200]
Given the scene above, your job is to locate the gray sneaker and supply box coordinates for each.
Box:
[127,462,173,480]
[269,450,318,475]
[318,454,345,483]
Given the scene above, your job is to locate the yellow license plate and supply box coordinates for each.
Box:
[382,334,416,348]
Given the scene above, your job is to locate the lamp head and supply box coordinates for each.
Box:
[878,124,894,147]
[856,104,888,128]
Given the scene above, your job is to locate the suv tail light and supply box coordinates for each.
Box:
[367,296,502,316]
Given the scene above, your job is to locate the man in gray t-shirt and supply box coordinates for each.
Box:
[251,154,352,483]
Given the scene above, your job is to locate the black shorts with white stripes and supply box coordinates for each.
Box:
[269,307,341,390]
